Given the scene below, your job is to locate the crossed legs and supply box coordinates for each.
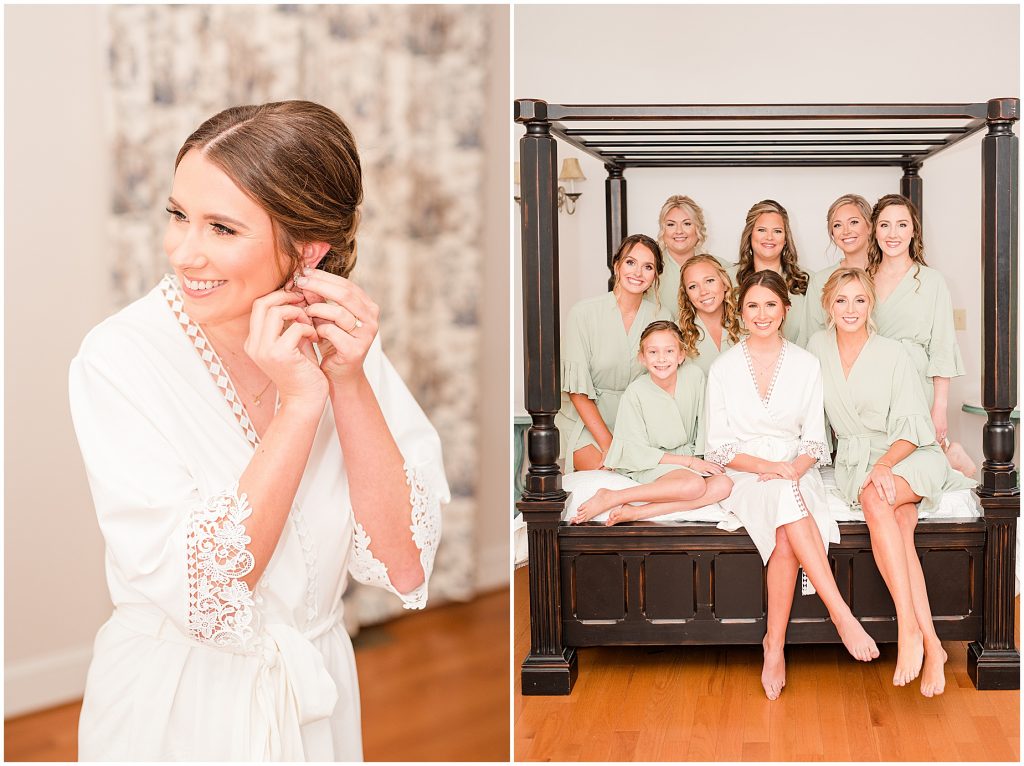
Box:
[762,509,880,700]
[860,479,947,695]
[572,468,733,524]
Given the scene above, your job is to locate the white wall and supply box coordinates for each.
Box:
[514,4,1020,468]
[5,4,511,716]
[4,5,113,717]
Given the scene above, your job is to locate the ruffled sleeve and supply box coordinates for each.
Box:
[69,331,258,651]
[887,346,938,448]
[924,270,965,380]
[345,341,449,610]
[604,385,664,472]
[560,302,596,398]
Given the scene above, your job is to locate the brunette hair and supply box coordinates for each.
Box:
[611,233,665,302]
[867,193,926,277]
[175,100,363,280]
[677,254,742,358]
[737,270,792,336]
[820,267,878,335]
[736,199,808,295]
[656,195,708,257]
[639,320,687,354]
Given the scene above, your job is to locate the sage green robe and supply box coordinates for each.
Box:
[727,263,807,345]
[659,253,735,322]
[555,292,671,472]
[604,364,706,483]
[873,265,964,406]
[802,263,841,342]
[806,330,975,512]
[687,315,737,377]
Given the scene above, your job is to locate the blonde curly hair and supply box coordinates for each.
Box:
[677,254,742,359]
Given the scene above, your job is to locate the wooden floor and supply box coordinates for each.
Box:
[514,566,1020,762]
[5,587,510,762]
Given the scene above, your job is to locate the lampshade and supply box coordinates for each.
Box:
[558,157,586,182]
[514,161,521,185]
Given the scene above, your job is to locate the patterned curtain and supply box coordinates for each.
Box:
[104,4,486,625]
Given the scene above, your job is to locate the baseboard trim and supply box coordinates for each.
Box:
[5,644,93,718]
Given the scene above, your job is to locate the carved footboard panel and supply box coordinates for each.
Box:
[559,520,985,647]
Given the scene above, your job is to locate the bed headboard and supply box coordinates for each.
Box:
[515,97,1018,502]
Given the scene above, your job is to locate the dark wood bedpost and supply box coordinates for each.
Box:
[900,164,923,221]
[514,99,577,695]
[968,96,1020,690]
[605,164,627,291]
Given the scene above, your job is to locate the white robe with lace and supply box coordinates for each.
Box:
[704,339,838,566]
[69,275,448,761]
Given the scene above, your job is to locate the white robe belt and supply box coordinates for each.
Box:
[112,604,340,759]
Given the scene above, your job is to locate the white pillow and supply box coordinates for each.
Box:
[561,470,729,524]
[819,465,981,522]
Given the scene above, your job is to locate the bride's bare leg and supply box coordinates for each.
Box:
[859,482,924,687]
[605,475,733,525]
[894,503,948,697]
[781,513,879,662]
[763,526,798,700]
[575,468,708,523]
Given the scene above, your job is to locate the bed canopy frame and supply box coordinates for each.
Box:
[516,98,1019,695]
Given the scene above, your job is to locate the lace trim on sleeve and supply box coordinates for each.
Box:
[704,442,738,467]
[186,487,256,649]
[349,464,443,610]
[798,439,831,467]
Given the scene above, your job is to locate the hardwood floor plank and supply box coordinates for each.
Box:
[7,588,509,763]
[514,565,1019,762]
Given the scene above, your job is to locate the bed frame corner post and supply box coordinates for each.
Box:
[515,99,577,695]
[605,164,627,291]
[969,96,1020,690]
[900,164,923,221]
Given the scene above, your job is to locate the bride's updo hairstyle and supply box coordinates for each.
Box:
[175,100,363,279]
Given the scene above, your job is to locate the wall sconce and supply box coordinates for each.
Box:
[512,158,586,215]
[557,157,585,215]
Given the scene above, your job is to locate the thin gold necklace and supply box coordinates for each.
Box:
[202,326,275,407]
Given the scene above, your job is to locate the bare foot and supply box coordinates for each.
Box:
[944,441,977,478]
[604,505,632,526]
[761,637,786,700]
[835,614,880,662]
[919,643,948,697]
[572,489,616,524]
[893,629,924,686]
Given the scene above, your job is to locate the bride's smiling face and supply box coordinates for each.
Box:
[163,150,289,328]
[741,284,787,338]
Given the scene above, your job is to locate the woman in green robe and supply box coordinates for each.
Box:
[867,194,975,477]
[655,195,732,320]
[803,193,873,341]
[806,267,975,699]
[677,254,742,377]
[571,321,732,524]
[733,199,810,344]
[555,234,671,473]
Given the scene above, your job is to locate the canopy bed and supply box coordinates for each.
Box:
[515,98,1019,694]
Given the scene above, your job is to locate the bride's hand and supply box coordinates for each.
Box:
[244,289,327,406]
[293,268,380,384]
